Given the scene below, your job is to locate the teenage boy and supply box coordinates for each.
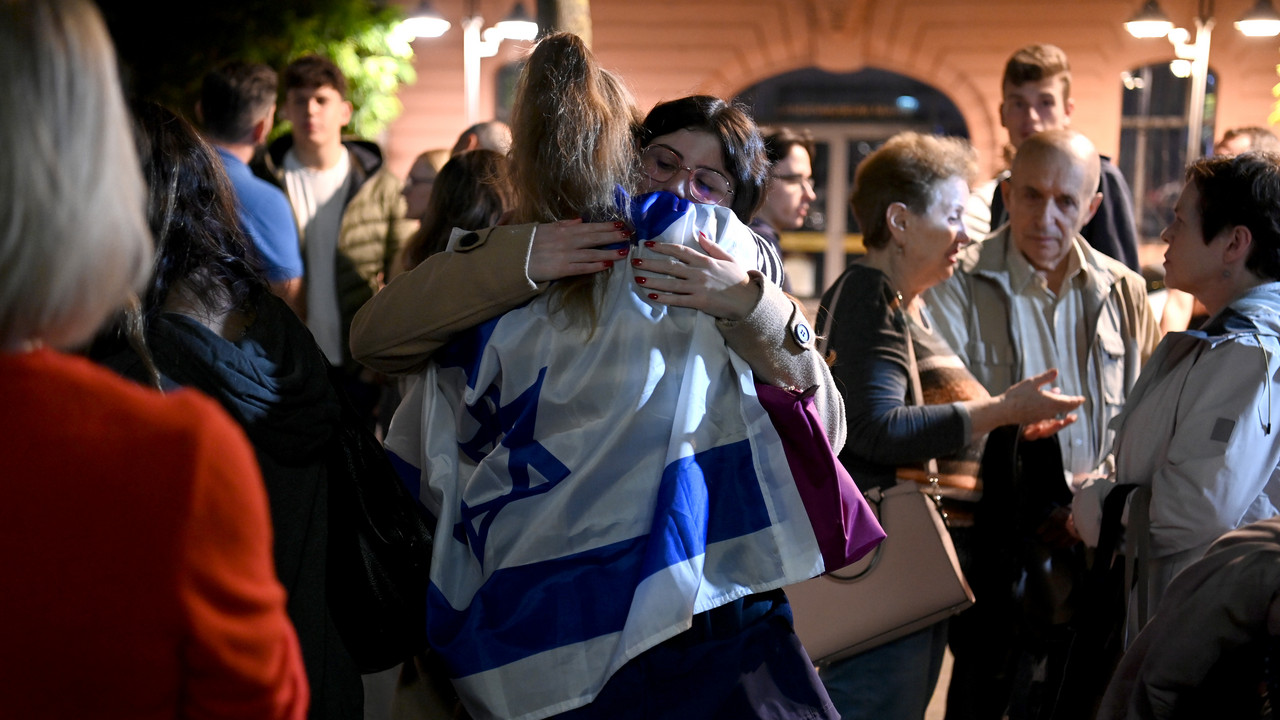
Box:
[255,54,414,424]
[969,44,1141,272]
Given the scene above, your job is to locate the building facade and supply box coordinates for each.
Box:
[385,0,1280,292]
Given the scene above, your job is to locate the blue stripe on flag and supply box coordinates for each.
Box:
[642,439,770,579]
[429,438,770,676]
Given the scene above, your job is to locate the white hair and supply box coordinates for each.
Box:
[0,0,152,351]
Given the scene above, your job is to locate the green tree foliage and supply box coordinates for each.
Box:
[96,0,415,139]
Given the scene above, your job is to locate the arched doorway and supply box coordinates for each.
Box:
[736,67,970,296]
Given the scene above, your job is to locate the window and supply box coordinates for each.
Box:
[1118,63,1217,242]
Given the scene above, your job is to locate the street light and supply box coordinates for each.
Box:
[462,2,538,126]
[401,1,451,38]
[1125,0,1280,161]
[404,1,539,127]
[1235,0,1280,35]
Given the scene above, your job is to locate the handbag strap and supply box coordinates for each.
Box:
[900,296,945,519]
[816,269,851,357]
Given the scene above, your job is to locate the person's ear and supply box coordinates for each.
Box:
[1063,96,1075,123]
[1081,191,1102,226]
[250,115,271,145]
[340,100,353,128]
[886,202,910,242]
[1222,224,1254,267]
[999,178,1013,210]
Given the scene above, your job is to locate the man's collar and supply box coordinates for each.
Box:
[1005,234,1088,294]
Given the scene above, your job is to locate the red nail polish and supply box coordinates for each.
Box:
[631,258,642,266]
[648,293,659,300]
[635,276,646,284]
[617,248,629,256]
[613,221,625,229]
[644,241,655,248]
[604,260,614,268]
[621,230,634,238]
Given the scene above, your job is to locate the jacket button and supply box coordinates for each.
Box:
[793,322,812,345]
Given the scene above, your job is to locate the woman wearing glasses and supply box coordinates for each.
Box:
[352,95,840,442]
[749,127,818,294]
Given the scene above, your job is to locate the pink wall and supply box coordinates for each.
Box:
[385,0,1280,183]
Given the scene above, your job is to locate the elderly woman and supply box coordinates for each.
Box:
[1073,151,1280,627]
[814,132,1085,720]
[0,1,307,717]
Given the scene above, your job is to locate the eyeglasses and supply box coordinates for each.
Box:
[771,172,815,191]
[640,144,735,206]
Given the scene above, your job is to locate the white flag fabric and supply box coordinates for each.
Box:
[384,191,824,720]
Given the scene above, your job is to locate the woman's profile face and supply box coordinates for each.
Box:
[1160,181,1224,297]
[900,175,970,292]
[640,128,735,206]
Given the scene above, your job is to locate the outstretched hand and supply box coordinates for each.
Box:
[527,219,633,283]
[1001,369,1085,440]
[630,232,759,321]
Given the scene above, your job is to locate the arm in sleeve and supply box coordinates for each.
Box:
[350,224,547,375]
[176,395,308,720]
[255,189,303,284]
[1147,339,1280,558]
[717,273,847,452]
[828,284,970,466]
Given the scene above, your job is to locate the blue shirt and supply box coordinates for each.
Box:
[215,146,303,283]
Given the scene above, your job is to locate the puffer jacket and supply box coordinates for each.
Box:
[256,135,415,370]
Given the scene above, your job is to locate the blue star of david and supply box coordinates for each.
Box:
[453,367,571,563]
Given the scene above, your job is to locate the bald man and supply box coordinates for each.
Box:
[926,128,1159,719]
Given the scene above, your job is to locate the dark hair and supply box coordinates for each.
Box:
[403,149,510,269]
[131,102,266,321]
[1002,43,1072,103]
[283,54,347,98]
[1185,151,1280,281]
[641,96,768,223]
[200,60,278,143]
[851,132,977,250]
[761,126,815,167]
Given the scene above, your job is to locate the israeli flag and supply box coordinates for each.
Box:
[385,192,825,720]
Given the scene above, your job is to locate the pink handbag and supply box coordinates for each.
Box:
[755,382,885,572]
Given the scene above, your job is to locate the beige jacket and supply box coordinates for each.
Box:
[349,222,846,450]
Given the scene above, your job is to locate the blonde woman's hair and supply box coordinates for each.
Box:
[507,32,641,330]
[0,0,152,351]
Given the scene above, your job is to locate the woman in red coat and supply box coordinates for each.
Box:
[0,1,308,718]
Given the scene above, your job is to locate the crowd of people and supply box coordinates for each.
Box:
[5,1,1280,719]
